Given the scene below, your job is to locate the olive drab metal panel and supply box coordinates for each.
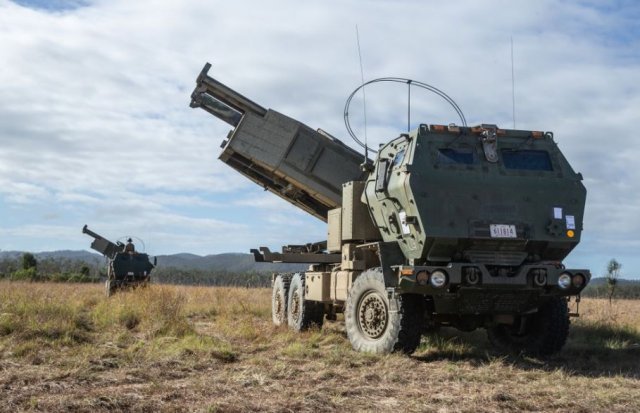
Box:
[364,124,587,265]
[341,181,381,242]
[327,208,342,253]
[191,63,365,221]
[305,272,331,302]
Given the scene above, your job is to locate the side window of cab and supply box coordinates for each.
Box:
[392,147,407,169]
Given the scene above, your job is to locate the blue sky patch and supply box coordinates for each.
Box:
[11,0,90,12]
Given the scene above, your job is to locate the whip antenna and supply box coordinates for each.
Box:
[511,36,516,129]
[407,80,412,132]
[355,25,369,164]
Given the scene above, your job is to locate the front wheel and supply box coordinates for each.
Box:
[345,268,424,354]
[487,296,570,356]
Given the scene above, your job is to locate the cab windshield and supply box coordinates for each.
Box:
[437,148,476,165]
[501,149,553,171]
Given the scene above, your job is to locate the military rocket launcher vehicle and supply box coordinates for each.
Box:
[83,225,155,297]
[190,63,590,355]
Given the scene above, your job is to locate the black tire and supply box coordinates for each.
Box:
[105,265,116,297]
[487,296,570,356]
[272,274,290,326]
[105,279,115,297]
[287,273,324,331]
[345,268,424,354]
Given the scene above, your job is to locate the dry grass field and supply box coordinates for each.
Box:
[0,281,639,412]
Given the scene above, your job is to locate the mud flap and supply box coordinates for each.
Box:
[376,241,405,288]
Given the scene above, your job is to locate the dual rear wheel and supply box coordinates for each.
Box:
[271,273,323,331]
[272,269,424,354]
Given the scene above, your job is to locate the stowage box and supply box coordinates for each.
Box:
[341,181,380,242]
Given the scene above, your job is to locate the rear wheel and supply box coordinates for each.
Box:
[105,279,115,297]
[345,268,424,354]
[287,273,324,331]
[487,296,570,356]
[272,274,290,326]
[105,265,116,297]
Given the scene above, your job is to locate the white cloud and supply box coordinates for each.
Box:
[0,0,639,276]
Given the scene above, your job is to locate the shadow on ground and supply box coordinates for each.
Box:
[412,324,640,379]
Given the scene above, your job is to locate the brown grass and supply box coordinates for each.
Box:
[0,281,639,412]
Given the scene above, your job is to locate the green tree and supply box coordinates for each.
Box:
[0,257,18,278]
[22,253,37,271]
[606,258,621,305]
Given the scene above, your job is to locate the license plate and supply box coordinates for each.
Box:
[489,224,517,238]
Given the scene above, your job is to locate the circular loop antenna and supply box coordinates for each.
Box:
[117,235,147,253]
[344,77,467,153]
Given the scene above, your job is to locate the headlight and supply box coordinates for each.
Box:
[430,270,447,288]
[558,273,572,289]
[572,273,585,288]
[416,271,429,286]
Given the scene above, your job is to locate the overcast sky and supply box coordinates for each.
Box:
[0,0,638,278]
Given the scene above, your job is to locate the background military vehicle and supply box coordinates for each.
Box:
[190,62,590,355]
[82,225,156,297]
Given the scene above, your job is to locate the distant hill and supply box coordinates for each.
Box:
[0,250,306,273]
[587,277,640,286]
[155,252,307,273]
[5,251,636,282]
[0,250,103,265]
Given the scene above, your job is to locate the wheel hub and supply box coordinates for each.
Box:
[274,292,284,322]
[357,291,388,339]
[290,290,300,322]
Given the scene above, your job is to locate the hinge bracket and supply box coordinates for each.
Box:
[480,124,499,163]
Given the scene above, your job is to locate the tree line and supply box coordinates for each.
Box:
[2,253,639,297]
[0,253,273,287]
[581,284,640,300]
[153,267,272,287]
[579,258,640,300]
[0,252,102,283]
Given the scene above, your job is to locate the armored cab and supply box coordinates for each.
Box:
[82,225,155,296]
[190,63,590,356]
[367,124,585,265]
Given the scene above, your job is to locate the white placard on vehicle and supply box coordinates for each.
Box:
[553,207,563,219]
[490,224,517,238]
[566,215,576,230]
